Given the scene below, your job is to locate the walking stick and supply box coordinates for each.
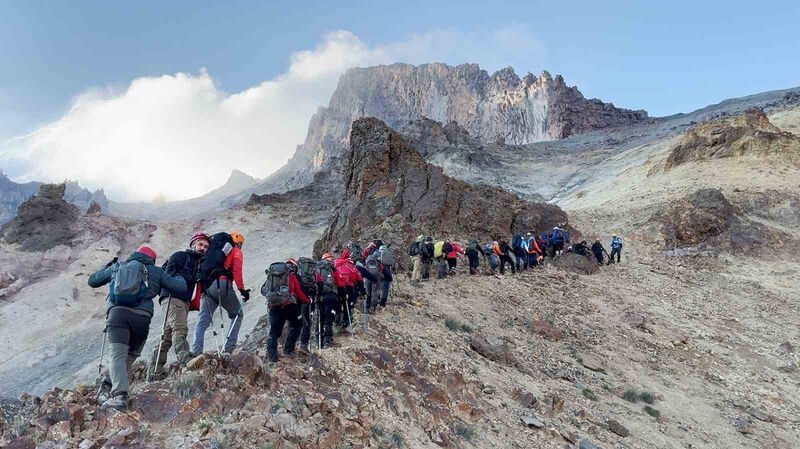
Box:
[148,295,173,382]
[98,325,108,375]
[317,299,323,353]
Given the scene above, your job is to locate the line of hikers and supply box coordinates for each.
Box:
[87,232,395,412]
[407,228,624,280]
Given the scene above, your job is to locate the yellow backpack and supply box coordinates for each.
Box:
[433,240,445,258]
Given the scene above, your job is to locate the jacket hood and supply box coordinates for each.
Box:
[128,251,155,265]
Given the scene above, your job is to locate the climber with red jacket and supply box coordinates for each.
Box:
[265,259,310,363]
[445,241,464,274]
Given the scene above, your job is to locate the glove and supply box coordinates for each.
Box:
[105,257,118,268]
[239,288,251,302]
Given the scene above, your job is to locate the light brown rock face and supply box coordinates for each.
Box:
[665,108,800,170]
[270,63,647,190]
[313,117,573,258]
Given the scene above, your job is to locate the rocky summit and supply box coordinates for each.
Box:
[268,63,648,191]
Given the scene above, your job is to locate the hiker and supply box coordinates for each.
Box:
[610,234,623,264]
[334,250,359,332]
[572,240,590,257]
[465,240,486,275]
[150,232,210,378]
[497,239,516,274]
[377,245,394,306]
[434,239,448,279]
[363,239,383,260]
[512,234,529,271]
[550,227,566,257]
[538,232,549,259]
[348,241,365,264]
[317,254,341,348]
[591,238,606,265]
[88,246,187,411]
[445,240,464,274]
[356,258,380,313]
[192,232,248,356]
[485,242,499,274]
[526,232,543,268]
[421,236,434,280]
[408,235,424,284]
[262,259,310,363]
[295,257,319,353]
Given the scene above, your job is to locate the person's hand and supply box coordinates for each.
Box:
[105,257,118,268]
[239,288,251,302]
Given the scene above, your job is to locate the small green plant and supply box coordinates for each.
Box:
[623,388,657,404]
[453,422,477,442]
[174,373,205,400]
[644,405,661,419]
[260,443,275,449]
[194,418,214,432]
[582,388,598,401]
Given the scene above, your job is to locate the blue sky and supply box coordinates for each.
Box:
[1,0,798,200]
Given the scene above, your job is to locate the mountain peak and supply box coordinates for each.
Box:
[227,169,256,185]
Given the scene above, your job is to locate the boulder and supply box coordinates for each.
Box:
[553,253,599,275]
[1,183,80,251]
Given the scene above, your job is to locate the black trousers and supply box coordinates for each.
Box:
[267,304,302,362]
[499,255,516,274]
[318,292,338,346]
[299,302,312,347]
[593,251,604,264]
[467,253,480,274]
[107,307,151,353]
[610,247,622,263]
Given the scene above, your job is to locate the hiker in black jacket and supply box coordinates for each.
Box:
[465,240,486,275]
[498,239,516,274]
[591,238,606,264]
[420,236,434,280]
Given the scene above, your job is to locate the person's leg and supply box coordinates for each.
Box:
[170,300,192,364]
[381,280,390,306]
[422,260,430,279]
[299,303,311,349]
[152,298,173,372]
[617,248,622,263]
[411,256,421,282]
[323,293,337,347]
[191,291,218,355]
[267,308,286,362]
[284,305,303,355]
[126,312,151,384]
[219,279,244,352]
[106,309,132,399]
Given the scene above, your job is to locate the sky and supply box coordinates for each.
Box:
[0,0,798,201]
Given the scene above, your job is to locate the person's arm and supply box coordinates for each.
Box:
[159,268,188,295]
[87,264,115,288]
[290,275,310,304]
[231,248,245,290]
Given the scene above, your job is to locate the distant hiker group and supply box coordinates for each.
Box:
[407,228,623,281]
[87,233,396,411]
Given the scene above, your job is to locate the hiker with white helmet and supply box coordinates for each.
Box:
[610,234,623,264]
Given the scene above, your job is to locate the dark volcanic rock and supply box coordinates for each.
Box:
[314,118,573,258]
[1,183,80,251]
[86,200,103,214]
[553,252,599,275]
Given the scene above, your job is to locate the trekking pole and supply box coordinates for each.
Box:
[98,325,108,375]
[345,296,352,328]
[226,304,242,342]
[148,295,173,382]
[317,299,323,354]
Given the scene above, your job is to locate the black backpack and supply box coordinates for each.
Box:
[467,240,479,252]
[512,234,523,251]
[317,259,337,295]
[297,257,317,295]
[408,241,421,256]
[261,262,294,308]
[421,242,433,259]
[160,250,200,299]
[443,241,453,254]
[349,243,364,262]
[198,232,234,289]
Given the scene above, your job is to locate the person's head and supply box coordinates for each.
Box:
[612,234,617,238]
[286,258,298,272]
[230,232,245,248]
[553,226,559,231]
[190,232,210,254]
[136,246,157,261]
[581,240,587,245]
[526,232,532,237]
[379,245,386,251]
[595,238,600,242]
[322,252,334,261]
[425,236,432,242]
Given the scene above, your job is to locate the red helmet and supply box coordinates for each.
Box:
[190,232,210,247]
[286,258,298,266]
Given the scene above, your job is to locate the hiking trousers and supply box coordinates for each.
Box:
[421,259,432,279]
[106,307,151,397]
[515,253,528,271]
[192,278,244,354]
[267,304,302,362]
[318,292,338,346]
[299,302,312,348]
[499,255,516,274]
[610,247,622,263]
[437,257,448,278]
[487,254,499,272]
[593,251,604,264]
[364,278,381,311]
[153,297,191,370]
[411,255,422,282]
[467,253,480,274]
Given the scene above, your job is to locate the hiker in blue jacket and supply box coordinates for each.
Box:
[610,234,623,264]
[550,227,566,257]
[88,246,187,411]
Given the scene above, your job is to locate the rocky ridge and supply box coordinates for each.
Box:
[313,117,573,260]
[0,174,108,225]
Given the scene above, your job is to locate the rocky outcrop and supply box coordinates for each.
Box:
[1,183,80,251]
[85,201,102,215]
[313,118,573,258]
[268,63,647,190]
[665,109,800,170]
[0,173,108,225]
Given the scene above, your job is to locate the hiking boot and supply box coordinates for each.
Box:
[298,346,310,356]
[101,393,129,411]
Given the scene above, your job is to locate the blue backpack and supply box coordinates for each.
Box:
[110,260,149,306]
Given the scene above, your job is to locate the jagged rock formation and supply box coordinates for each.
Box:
[267,63,647,190]
[0,172,108,225]
[86,200,102,214]
[664,109,800,170]
[1,183,80,251]
[314,117,573,258]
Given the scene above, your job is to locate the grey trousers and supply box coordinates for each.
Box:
[107,307,151,397]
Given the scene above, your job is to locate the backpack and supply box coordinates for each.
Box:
[349,243,364,262]
[512,234,523,251]
[443,241,453,254]
[483,243,493,254]
[365,254,382,279]
[297,257,317,294]
[110,260,149,306]
[198,232,234,289]
[421,242,433,259]
[468,240,479,252]
[261,262,295,308]
[317,259,337,295]
[433,241,445,258]
[408,242,421,257]
[379,247,395,266]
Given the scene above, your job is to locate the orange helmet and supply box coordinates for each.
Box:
[322,252,334,260]
[230,232,244,245]
[286,258,298,266]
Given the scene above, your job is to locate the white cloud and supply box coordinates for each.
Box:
[1,27,543,202]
